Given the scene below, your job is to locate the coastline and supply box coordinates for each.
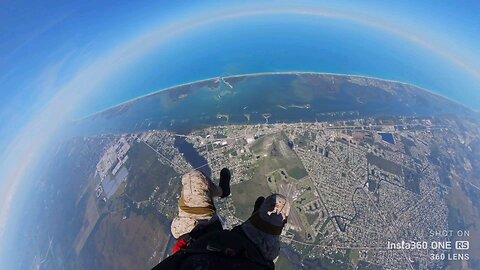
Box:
[75,71,477,122]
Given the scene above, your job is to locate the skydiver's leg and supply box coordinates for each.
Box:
[187,168,230,237]
[219,168,231,198]
[252,196,265,215]
[208,167,231,198]
[171,168,231,252]
[239,194,290,261]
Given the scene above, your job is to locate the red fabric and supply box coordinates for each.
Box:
[173,239,189,254]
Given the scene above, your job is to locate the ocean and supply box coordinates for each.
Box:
[69,73,474,138]
[77,14,479,118]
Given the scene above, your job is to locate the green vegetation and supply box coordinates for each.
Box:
[348,249,360,265]
[232,132,309,222]
[223,148,236,155]
[293,133,311,148]
[314,252,352,270]
[125,142,179,202]
[276,255,297,270]
[288,166,308,180]
[356,260,383,270]
[231,174,270,220]
[367,153,402,176]
[250,132,308,179]
[318,218,330,233]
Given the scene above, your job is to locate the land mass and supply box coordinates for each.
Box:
[22,73,480,270]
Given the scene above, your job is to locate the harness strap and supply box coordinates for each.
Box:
[178,247,273,270]
[178,195,216,215]
[152,230,275,270]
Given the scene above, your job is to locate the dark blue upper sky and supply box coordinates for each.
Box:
[1,1,480,266]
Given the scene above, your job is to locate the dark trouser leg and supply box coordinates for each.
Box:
[252,196,265,215]
[189,218,223,240]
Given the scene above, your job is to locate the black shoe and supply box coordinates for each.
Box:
[252,196,265,214]
[219,168,231,198]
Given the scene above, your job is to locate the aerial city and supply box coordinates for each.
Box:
[1,2,479,270]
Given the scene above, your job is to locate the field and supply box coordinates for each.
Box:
[86,212,170,270]
[231,132,316,241]
[125,142,180,202]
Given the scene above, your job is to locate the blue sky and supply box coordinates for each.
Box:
[1,0,480,266]
[2,1,479,123]
[1,0,480,141]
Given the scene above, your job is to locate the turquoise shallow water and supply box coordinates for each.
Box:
[71,73,474,137]
[78,14,480,117]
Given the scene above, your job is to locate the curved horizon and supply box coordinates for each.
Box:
[1,2,480,267]
[78,71,479,122]
[71,6,480,117]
